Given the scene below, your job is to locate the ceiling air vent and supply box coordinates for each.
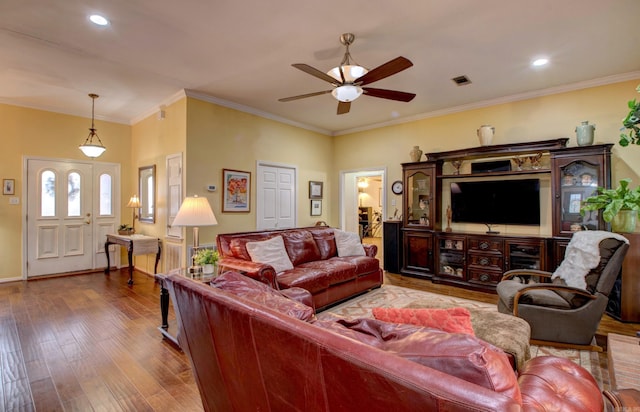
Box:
[452,75,471,86]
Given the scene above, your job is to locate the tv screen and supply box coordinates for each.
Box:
[450,179,540,225]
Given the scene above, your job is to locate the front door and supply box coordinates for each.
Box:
[26,158,119,277]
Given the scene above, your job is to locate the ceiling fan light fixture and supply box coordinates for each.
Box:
[332,85,363,102]
[327,65,368,83]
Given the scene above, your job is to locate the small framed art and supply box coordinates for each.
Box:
[222,169,251,212]
[310,199,322,216]
[309,181,323,199]
[3,179,14,195]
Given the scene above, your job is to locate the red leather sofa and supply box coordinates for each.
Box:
[165,271,604,412]
[216,226,383,309]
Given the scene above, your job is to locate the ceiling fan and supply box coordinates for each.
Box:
[279,33,416,115]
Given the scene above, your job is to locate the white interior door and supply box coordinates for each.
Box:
[257,163,296,230]
[26,158,119,277]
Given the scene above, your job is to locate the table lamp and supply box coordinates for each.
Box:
[172,195,218,274]
[127,195,141,233]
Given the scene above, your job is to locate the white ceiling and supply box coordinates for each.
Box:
[1,0,639,135]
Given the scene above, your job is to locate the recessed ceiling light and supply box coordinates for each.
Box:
[89,14,109,26]
[532,58,549,67]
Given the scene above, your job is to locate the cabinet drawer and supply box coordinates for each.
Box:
[468,238,503,254]
[468,254,502,270]
[468,268,502,285]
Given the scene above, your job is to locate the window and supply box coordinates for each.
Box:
[68,172,81,217]
[99,173,112,215]
[41,170,56,217]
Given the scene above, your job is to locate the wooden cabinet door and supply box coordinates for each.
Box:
[550,144,612,237]
[403,162,439,230]
[402,230,433,277]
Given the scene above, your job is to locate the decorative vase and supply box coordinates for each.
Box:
[575,121,595,146]
[477,125,494,146]
[611,209,637,233]
[409,146,423,162]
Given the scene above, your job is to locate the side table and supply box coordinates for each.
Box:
[155,270,217,348]
[105,234,162,285]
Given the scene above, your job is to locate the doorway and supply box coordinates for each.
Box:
[341,169,385,253]
[25,158,120,277]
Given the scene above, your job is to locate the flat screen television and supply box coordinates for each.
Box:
[450,179,540,225]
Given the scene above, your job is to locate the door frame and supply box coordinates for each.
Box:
[340,167,386,233]
[22,156,121,279]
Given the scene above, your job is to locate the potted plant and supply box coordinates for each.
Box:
[619,84,640,147]
[580,178,640,233]
[194,248,219,275]
[118,224,134,235]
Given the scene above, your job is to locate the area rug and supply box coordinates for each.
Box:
[317,284,608,391]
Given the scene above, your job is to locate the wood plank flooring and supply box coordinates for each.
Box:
[0,270,203,412]
[1,265,638,411]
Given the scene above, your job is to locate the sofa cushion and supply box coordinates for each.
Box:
[313,316,521,403]
[246,236,294,273]
[211,271,315,321]
[334,229,365,257]
[310,228,338,260]
[372,307,475,335]
[281,230,321,266]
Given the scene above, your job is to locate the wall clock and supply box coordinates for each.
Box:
[391,180,403,195]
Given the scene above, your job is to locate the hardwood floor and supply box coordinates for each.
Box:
[0,270,202,412]
[1,265,638,411]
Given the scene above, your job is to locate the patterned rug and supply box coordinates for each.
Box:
[317,284,608,391]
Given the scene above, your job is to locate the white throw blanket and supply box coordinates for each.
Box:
[551,230,628,290]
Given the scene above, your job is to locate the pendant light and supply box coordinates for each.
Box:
[79,93,106,158]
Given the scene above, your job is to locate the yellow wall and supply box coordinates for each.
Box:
[2,78,639,280]
[333,79,640,229]
[129,99,187,273]
[183,97,333,248]
[0,103,132,280]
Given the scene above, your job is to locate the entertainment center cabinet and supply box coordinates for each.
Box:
[397,138,614,293]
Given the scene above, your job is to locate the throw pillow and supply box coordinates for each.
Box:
[334,229,365,257]
[372,307,475,335]
[245,235,294,273]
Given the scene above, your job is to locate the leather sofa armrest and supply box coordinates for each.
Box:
[363,243,378,258]
[218,257,278,288]
[280,287,315,311]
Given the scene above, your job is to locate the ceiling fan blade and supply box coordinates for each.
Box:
[292,64,339,84]
[363,87,416,102]
[278,90,332,102]
[356,56,413,86]
[337,101,351,115]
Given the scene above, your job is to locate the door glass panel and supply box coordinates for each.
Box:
[560,160,600,231]
[68,172,81,217]
[407,171,431,225]
[99,173,112,216]
[41,170,56,217]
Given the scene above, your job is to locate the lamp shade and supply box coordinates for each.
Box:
[127,195,141,208]
[172,195,218,227]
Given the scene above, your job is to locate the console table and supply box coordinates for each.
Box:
[104,234,162,285]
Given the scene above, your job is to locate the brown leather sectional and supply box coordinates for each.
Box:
[165,271,605,412]
[216,226,383,309]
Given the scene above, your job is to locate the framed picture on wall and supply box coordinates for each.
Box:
[3,179,14,195]
[309,181,323,199]
[310,199,322,216]
[222,169,251,212]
